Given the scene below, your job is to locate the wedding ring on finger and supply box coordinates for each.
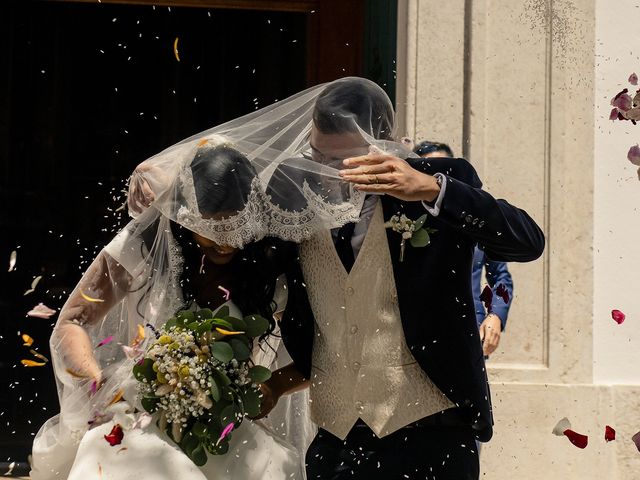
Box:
[369,174,379,184]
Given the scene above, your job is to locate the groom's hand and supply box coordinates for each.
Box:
[340,151,441,202]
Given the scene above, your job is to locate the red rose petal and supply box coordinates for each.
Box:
[104,424,124,446]
[629,73,638,86]
[496,283,510,303]
[605,425,616,442]
[610,107,620,120]
[632,431,640,452]
[611,309,626,324]
[563,429,588,449]
[480,285,493,313]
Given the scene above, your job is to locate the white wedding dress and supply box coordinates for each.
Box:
[31,302,306,480]
[30,223,310,480]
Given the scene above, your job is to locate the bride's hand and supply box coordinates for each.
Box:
[253,382,279,420]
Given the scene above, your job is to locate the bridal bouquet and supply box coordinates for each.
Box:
[132,306,272,466]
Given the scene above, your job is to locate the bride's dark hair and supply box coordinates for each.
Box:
[169,144,280,337]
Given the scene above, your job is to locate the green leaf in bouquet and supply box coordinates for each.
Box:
[196,308,214,320]
[180,430,200,456]
[176,310,195,326]
[190,444,207,466]
[211,318,234,330]
[206,440,230,456]
[229,338,251,361]
[133,358,155,382]
[248,365,272,383]
[194,318,214,335]
[240,387,262,418]
[220,404,241,426]
[410,228,431,248]
[226,316,247,332]
[213,305,230,319]
[210,342,234,363]
[221,384,238,402]
[192,421,208,438]
[165,317,177,330]
[211,369,232,387]
[413,214,428,231]
[209,375,221,402]
[243,314,271,338]
[141,395,160,413]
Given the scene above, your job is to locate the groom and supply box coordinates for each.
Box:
[262,78,544,479]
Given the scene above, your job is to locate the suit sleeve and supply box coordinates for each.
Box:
[435,174,545,262]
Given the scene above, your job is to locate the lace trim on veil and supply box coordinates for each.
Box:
[176,168,271,248]
[266,181,365,243]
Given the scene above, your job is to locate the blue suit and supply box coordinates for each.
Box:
[472,247,513,330]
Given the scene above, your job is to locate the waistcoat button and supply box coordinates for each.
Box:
[346,287,355,296]
[350,325,358,334]
[355,401,364,413]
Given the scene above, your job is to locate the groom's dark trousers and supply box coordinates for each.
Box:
[306,416,479,480]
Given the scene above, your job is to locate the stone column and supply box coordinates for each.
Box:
[395,0,640,477]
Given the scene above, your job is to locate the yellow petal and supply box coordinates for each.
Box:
[107,389,124,406]
[198,138,209,147]
[22,334,34,347]
[215,327,245,336]
[80,289,105,303]
[66,368,91,378]
[132,323,145,347]
[21,359,46,367]
[173,37,180,62]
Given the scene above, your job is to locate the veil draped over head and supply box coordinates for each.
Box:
[128,76,416,246]
[31,77,413,479]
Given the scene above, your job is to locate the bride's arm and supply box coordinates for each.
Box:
[255,363,309,419]
[52,252,133,385]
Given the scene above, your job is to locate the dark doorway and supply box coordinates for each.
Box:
[0,0,396,469]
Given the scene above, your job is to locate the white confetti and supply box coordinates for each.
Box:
[8,250,17,272]
[24,275,43,296]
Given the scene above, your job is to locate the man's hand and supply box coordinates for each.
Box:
[479,313,502,356]
[340,150,441,202]
[253,382,280,420]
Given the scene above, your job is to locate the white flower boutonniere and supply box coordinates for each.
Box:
[384,213,437,262]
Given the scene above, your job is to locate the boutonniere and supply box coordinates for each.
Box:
[384,213,437,262]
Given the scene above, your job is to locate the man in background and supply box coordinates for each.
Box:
[414,140,514,357]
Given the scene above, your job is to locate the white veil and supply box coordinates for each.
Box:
[31,77,412,479]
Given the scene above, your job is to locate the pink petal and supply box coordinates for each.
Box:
[632,431,640,452]
[216,422,235,445]
[628,145,640,166]
[27,303,57,319]
[612,94,633,111]
[96,335,114,348]
[629,73,638,86]
[217,285,231,301]
[90,380,98,396]
[564,429,588,449]
[611,309,626,324]
[605,425,616,442]
[610,108,620,120]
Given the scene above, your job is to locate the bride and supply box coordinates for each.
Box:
[31,77,410,479]
[30,139,307,480]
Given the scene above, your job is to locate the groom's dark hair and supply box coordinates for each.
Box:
[313,77,394,140]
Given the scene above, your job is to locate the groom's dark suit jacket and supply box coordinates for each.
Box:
[273,157,545,443]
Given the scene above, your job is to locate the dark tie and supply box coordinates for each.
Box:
[334,221,356,272]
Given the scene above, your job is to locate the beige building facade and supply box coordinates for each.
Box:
[395,0,640,477]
